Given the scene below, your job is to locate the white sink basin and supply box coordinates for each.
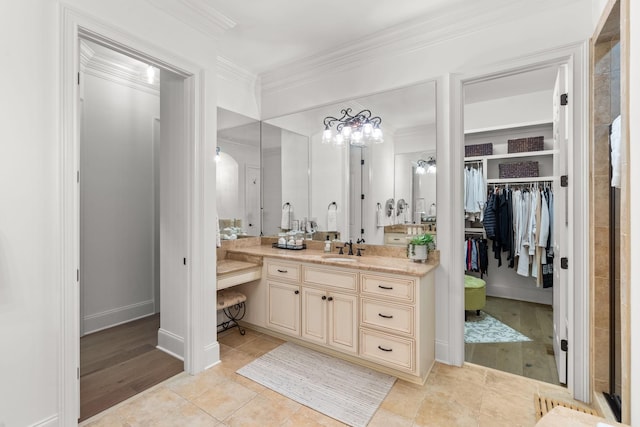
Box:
[322,257,357,262]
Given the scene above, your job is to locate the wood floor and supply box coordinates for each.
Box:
[465,296,561,386]
[80,314,183,422]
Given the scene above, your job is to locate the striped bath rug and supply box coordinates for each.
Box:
[237,342,396,427]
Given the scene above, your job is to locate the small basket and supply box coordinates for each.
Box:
[498,161,539,179]
[465,143,493,157]
[272,242,306,251]
[507,136,544,153]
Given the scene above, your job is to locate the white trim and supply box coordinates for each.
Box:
[157,328,185,359]
[217,56,259,87]
[82,51,160,96]
[60,5,214,424]
[260,0,578,95]
[449,42,590,402]
[28,415,58,427]
[146,0,236,38]
[82,300,156,335]
[204,341,221,369]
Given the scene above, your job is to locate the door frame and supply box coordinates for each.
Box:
[444,42,590,401]
[60,7,216,424]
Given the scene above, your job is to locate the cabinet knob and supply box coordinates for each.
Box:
[321,295,327,300]
[327,296,334,301]
[294,290,299,294]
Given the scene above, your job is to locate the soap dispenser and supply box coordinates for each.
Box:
[324,236,331,253]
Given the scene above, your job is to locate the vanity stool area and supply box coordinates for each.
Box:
[216,257,262,335]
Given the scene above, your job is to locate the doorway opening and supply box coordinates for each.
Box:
[462,63,569,386]
[77,38,188,421]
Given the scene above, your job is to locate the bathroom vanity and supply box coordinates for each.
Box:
[222,241,437,384]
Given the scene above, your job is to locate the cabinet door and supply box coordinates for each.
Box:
[301,287,327,345]
[267,281,300,336]
[328,292,358,354]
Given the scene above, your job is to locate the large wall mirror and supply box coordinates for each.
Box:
[216,107,261,238]
[261,80,436,245]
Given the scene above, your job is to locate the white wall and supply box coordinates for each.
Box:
[80,70,159,334]
[0,1,219,425]
[464,91,553,132]
[628,0,640,421]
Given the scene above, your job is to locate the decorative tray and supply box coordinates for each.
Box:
[272,242,306,251]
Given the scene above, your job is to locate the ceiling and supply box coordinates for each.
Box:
[208,0,497,75]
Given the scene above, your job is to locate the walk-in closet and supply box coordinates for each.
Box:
[462,65,569,386]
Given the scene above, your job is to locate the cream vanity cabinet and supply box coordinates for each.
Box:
[265,260,302,336]
[301,265,359,354]
[359,271,435,381]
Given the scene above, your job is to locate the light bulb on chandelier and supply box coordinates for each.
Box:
[321,108,383,147]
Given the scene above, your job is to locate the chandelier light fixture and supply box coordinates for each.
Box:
[321,108,383,147]
[415,157,436,174]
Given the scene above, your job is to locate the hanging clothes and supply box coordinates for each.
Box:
[464,237,489,278]
[464,165,486,218]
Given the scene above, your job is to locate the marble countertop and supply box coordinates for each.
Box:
[224,244,438,277]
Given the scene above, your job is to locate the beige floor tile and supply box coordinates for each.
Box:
[414,391,480,427]
[293,406,348,427]
[433,362,486,387]
[260,387,303,412]
[480,387,537,426]
[484,368,540,397]
[192,380,257,421]
[166,368,230,400]
[379,381,425,419]
[231,372,268,393]
[151,401,220,427]
[233,336,282,358]
[80,411,130,427]
[115,387,185,425]
[367,408,413,427]
[224,394,299,427]
[218,328,263,348]
[281,410,330,427]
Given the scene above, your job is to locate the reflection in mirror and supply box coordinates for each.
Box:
[394,151,436,224]
[261,123,310,236]
[216,107,261,237]
[263,80,436,246]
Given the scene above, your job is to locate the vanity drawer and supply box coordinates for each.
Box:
[302,265,358,292]
[266,260,300,282]
[361,299,414,336]
[361,274,415,303]
[360,329,415,373]
[384,232,408,246]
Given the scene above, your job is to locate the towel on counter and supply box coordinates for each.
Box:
[327,206,338,231]
[281,205,292,230]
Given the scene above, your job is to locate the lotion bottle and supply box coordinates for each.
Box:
[324,236,331,252]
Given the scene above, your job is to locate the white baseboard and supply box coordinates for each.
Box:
[82,300,155,335]
[29,414,57,427]
[157,328,184,359]
[204,341,221,369]
[435,339,450,364]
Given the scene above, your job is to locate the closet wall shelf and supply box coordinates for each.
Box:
[464,149,558,162]
[464,120,553,135]
[487,176,557,184]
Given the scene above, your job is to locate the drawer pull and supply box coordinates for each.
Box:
[377,345,393,352]
[277,269,288,273]
[378,285,394,290]
[378,313,393,319]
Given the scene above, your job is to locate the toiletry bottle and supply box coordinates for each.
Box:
[324,236,331,253]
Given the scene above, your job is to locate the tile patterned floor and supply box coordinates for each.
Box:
[80,328,582,427]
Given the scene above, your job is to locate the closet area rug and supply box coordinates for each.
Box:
[236,342,395,427]
[465,311,532,344]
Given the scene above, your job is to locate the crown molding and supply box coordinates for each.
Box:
[145,0,236,39]
[260,0,579,95]
[79,41,95,70]
[83,47,159,96]
[217,56,259,87]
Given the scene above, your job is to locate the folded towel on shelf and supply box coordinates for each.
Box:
[327,207,337,231]
[281,205,292,230]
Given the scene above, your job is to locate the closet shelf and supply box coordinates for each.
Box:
[464,120,553,135]
[464,149,558,162]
